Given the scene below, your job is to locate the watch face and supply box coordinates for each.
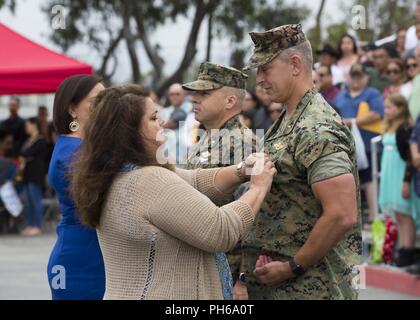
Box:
[295,265,305,276]
[289,259,305,276]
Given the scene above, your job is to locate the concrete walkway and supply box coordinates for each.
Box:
[0,233,419,300]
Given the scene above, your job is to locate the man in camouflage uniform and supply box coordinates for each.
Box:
[235,24,362,300]
[182,62,260,298]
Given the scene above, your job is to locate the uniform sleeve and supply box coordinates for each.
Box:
[146,178,254,253]
[307,151,353,185]
[295,128,351,170]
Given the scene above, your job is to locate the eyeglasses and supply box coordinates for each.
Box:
[406,63,418,69]
[386,69,402,75]
[317,73,329,78]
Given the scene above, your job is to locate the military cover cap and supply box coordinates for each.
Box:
[243,24,307,71]
[182,62,248,91]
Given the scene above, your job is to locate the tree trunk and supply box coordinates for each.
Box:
[206,12,213,61]
[98,29,124,84]
[314,0,326,47]
[381,0,397,38]
[133,7,165,86]
[156,0,208,97]
[122,0,141,83]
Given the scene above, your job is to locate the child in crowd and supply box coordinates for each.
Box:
[379,94,420,266]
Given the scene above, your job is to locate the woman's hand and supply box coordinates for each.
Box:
[240,153,270,177]
[249,156,277,194]
[237,154,276,218]
[402,182,410,199]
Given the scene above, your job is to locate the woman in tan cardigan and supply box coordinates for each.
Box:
[71,85,276,300]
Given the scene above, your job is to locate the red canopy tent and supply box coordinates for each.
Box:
[0,23,93,95]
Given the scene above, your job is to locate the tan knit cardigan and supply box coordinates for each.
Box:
[97,166,254,300]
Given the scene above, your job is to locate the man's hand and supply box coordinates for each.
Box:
[233,281,248,300]
[253,255,295,286]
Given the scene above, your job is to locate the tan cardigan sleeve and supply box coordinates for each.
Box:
[146,169,254,253]
[175,167,232,205]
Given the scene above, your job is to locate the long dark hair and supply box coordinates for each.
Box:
[53,75,102,135]
[337,33,358,59]
[71,85,171,228]
[26,117,42,135]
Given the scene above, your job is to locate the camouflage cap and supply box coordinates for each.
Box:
[243,24,307,71]
[182,62,248,91]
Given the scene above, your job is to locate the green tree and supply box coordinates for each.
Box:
[349,0,415,41]
[44,0,309,96]
[326,22,350,47]
[0,0,15,11]
[210,0,309,69]
[306,0,327,60]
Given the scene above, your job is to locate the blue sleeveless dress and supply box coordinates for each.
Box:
[47,136,105,300]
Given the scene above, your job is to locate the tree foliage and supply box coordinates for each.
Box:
[44,0,309,96]
[0,0,15,12]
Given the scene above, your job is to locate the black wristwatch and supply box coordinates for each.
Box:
[289,258,306,276]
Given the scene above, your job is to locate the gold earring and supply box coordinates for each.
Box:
[69,120,80,133]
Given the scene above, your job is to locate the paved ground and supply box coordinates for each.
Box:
[0,233,55,300]
[0,232,419,300]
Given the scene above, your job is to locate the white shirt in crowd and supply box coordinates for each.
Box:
[401,81,413,101]
[182,112,200,150]
[314,62,346,85]
[160,100,194,164]
[160,100,193,121]
[405,25,420,53]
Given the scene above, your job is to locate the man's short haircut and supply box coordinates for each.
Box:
[377,43,399,58]
[277,40,314,73]
[318,64,332,75]
[222,87,246,107]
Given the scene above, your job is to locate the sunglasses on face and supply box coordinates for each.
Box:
[386,69,402,75]
[407,63,418,69]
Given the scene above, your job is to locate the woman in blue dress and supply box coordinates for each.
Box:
[47,75,106,300]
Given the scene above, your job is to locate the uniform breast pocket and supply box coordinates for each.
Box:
[267,139,293,173]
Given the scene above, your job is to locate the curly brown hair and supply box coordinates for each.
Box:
[71,84,172,228]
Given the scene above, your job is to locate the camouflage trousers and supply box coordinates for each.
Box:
[242,248,359,300]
